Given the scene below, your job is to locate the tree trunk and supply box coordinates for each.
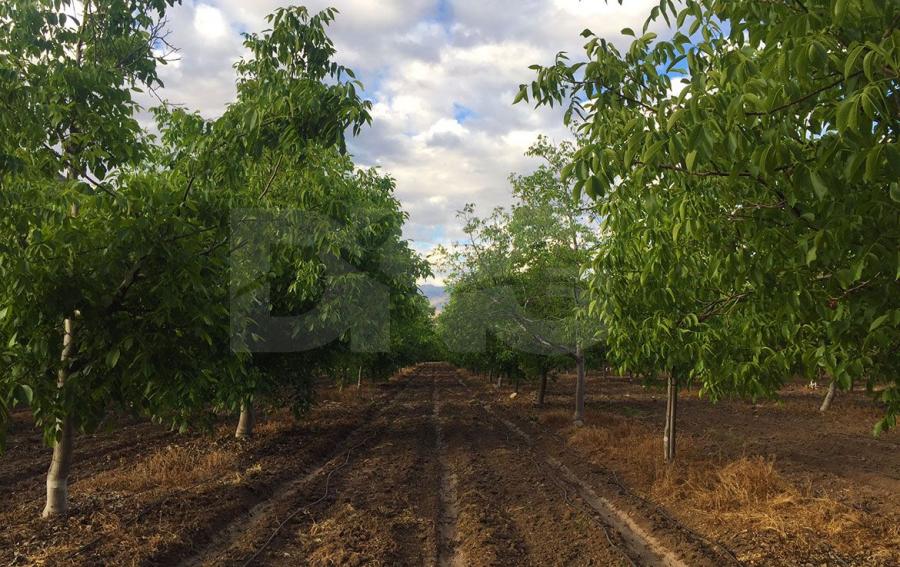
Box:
[573,350,586,426]
[43,415,73,518]
[663,373,678,462]
[43,316,77,518]
[820,380,837,413]
[356,366,362,390]
[497,373,503,388]
[537,369,548,406]
[235,400,255,439]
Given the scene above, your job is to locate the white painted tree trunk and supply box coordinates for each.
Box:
[235,400,255,439]
[573,350,586,426]
[43,316,77,518]
[663,373,678,462]
[820,380,837,413]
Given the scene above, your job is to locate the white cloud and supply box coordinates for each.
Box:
[193,4,229,42]
[141,0,664,278]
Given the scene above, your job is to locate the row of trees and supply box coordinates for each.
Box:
[0,0,435,517]
[436,138,605,422]
[512,0,898,460]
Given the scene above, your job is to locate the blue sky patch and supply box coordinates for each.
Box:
[453,103,475,123]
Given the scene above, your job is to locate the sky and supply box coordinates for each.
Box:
[139,0,663,285]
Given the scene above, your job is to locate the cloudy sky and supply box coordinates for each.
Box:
[141,0,661,283]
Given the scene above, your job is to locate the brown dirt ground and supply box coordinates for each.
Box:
[3,364,897,566]
[482,369,900,567]
[0,373,412,566]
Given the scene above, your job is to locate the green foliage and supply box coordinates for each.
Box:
[521,0,899,431]
[438,138,604,381]
[0,2,435,451]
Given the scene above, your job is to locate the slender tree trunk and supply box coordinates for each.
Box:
[43,12,90,512]
[497,372,503,388]
[820,380,837,413]
[537,369,548,406]
[356,366,362,390]
[43,316,77,518]
[663,373,678,462]
[488,368,494,385]
[573,349,586,426]
[235,400,255,439]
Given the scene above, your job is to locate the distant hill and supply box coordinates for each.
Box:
[419,284,448,313]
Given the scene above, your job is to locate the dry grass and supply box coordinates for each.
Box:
[537,409,572,429]
[563,414,898,559]
[85,444,238,494]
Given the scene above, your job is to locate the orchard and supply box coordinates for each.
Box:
[0,1,897,565]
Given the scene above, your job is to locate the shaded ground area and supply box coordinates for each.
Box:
[0,374,413,565]
[176,365,655,566]
[2,364,896,566]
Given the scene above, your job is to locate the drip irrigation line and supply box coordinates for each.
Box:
[239,424,387,566]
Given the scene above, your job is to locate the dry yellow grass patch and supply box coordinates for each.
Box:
[537,409,572,429]
[254,409,298,435]
[85,444,238,494]
[564,417,897,558]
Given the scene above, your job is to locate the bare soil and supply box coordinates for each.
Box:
[487,370,900,566]
[2,364,896,566]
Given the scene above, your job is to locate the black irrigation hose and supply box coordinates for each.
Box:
[239,421,389,566]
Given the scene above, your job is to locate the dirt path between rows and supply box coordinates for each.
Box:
[433,372,465,567]
[3,364,736,566]
[212,363,699,566]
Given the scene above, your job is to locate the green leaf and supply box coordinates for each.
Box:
[806,246,817,265]
[869,314,889,332]
[621,27,635,37]
[889,183,900,203]
[844,45,865,79]
[833,0,847,21]
[685,150,698,172]
[642,140,665,163]
[106,349,121,369]
[810,170,828,199]
[15,385,33,405]
[512,89,527,105]
[585,175,600,199]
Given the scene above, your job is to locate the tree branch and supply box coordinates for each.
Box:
[745,72,862,117]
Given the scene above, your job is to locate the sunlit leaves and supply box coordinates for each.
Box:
[522,0,900,430]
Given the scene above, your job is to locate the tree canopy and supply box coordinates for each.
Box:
[518,0,899,433]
